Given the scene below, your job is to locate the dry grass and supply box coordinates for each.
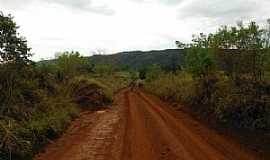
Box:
[146,72,196,105]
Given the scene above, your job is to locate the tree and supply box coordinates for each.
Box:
[0,12,32,64]
[55,51,90,80]
[175,41,187,49]
[209,21,267,81]
[179,33,216,78]
[185,47,215,78]
[0,12,33,115]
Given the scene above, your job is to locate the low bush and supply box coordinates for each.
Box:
[214,78,270,130]
[0,89,79,160]
[93,71,132,94]
[68,77,113,109]
[146,72,196,105]
[146,71,270,131]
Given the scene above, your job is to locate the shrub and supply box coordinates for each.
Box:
[0,93,79,160]
[169,19,270,131]
[146,69,270,131]
[93,72,132,94]
[68,77,113,109]
[0,12,130,160]
[214,79,270,130]
[55,51,92,81]
[146,72,196,105]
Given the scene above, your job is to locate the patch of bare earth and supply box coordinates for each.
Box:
[35,91,125,160]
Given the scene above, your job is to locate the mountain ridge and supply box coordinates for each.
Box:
[89,49,185,70]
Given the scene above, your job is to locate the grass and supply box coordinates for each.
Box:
[146,72,196,105]
[0,71,131,160]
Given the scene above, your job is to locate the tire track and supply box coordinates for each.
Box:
[35,89,260,160]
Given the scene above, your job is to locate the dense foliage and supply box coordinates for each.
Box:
[147,19,270,131]
[0,12,31,64]
[0,13,130,160]
[2,9,270,159]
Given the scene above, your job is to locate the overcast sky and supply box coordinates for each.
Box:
[1,0,270,60]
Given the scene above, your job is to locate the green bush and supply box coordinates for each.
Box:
[167,19,270,131]
[55,51,92,80]
[0,62,131,160]
[0,12,131,160]
[214,79,270,130]
[68,76,113,109]
[146,70,270,131]
[93,72,132,94]
[146,72,196,105]
[0,92,79,160]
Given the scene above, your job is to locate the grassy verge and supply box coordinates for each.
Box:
[0,72,130,160]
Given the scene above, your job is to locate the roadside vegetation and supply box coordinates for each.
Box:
[0,12,130,160]
[2,9,270,159]
[146,19,270,131]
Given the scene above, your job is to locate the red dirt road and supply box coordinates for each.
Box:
[35,89,260,160]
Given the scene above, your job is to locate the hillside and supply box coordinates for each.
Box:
[89,49,185,70]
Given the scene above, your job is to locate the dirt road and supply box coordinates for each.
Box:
[35,89,259,160]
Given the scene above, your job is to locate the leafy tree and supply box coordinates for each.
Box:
[210,21,268,81]
[175,41,187,49]
[55,51,90,80]
[179,33,216,78]
[185,47,215,78]
[0,12,31,64]
[0,12,33,115]
[175,19,270,130]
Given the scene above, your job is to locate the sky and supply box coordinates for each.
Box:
[1,0,270,61]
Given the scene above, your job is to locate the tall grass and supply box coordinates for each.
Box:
[146,72,196,105]
[0,83,80,160]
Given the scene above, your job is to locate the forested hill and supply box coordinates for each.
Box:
[88,49,185,70]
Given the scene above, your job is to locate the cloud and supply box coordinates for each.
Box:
[0,0,115,16]
[1,0,270,61]
[131,0,184,6]
[44,0,115,16]
[157,0,184,5]
[178,0,267,23]
[0,0,33,9]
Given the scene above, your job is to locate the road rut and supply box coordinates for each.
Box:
[35,89,260,160]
